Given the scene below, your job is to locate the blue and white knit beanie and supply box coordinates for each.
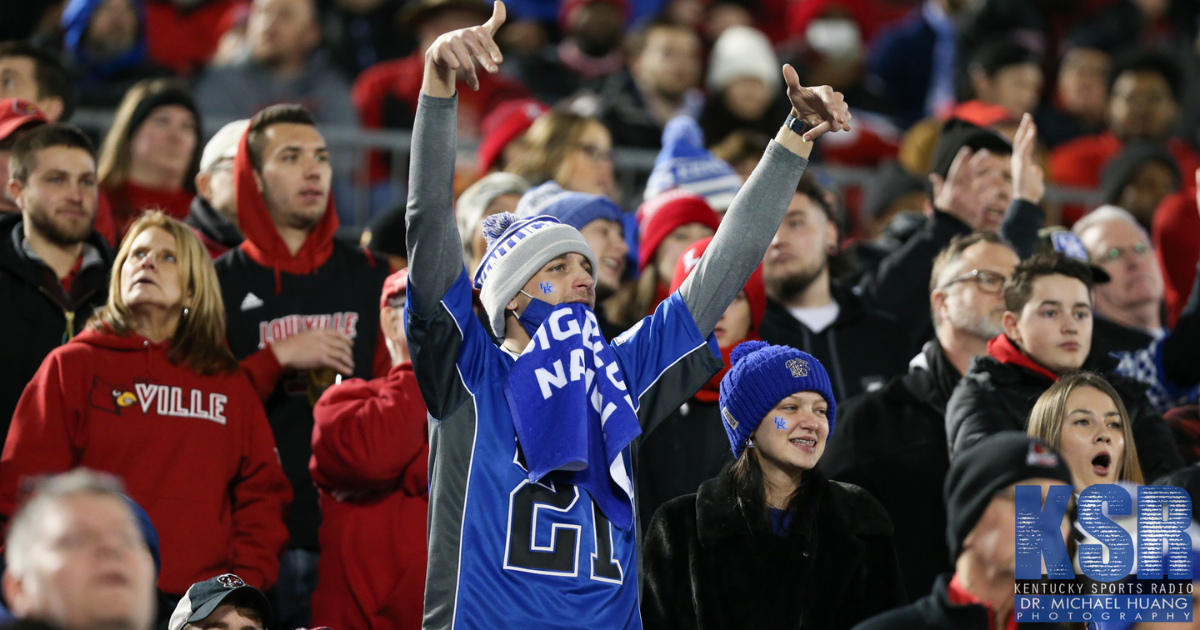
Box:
[472,213,598,338]
[719,340,837,458]
[644,115,742,211]
[516,181,624,231]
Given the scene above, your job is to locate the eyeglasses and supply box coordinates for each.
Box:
[574,144,612,163]
[1100,241,1149,263]
[942,269,1007,294]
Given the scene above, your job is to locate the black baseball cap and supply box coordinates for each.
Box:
[168,574,273,630]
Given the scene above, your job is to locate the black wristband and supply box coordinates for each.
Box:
[784,113,810,139]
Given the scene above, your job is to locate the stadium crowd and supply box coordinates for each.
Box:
[2,0,1200,627]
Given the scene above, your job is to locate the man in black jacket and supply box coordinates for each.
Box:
[861,116,1045,345]
[214,104,390,628]
[0,123,110,445]
[945,253,1183,480]
[853,433,1074,630]
[822,231,1019,602]
[759,174,911,400]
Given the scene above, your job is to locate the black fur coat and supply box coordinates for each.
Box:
[640,468,908,629]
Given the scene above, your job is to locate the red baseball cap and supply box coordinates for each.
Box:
[476,99,548,175]
[380,268,409,309]
[0,99,47,144]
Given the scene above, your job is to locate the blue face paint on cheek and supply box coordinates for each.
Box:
[540,282,553,295]
[774,417,786,430]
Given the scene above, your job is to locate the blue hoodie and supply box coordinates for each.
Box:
[61,0,148,86]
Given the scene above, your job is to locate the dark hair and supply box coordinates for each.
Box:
[0,41,76,121]
[969,37,1042,78]
[930,119,1014,180]
[1109,49,1182,102]
[730,449,825,539]
[929,231,1014,293]
[1003,253,1095,313]
[9,123,95,184]
[246,104,318,172]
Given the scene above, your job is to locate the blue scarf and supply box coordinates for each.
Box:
[504,301,641,531]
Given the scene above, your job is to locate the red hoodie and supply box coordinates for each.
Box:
[230,125,391,399]
[0,327,292,595]
[309,362,429,630]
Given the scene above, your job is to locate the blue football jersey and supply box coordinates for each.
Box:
[407,270,721,629]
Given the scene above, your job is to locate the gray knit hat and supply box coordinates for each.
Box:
[457,172,530,269]
[472,213,598,338]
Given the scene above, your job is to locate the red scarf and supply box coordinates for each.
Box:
[987,335,1059,383]
[695,337,751,403]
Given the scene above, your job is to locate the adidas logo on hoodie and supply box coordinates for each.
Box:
[241,292,264,311]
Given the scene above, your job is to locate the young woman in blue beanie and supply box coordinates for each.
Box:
[640,340,906,629]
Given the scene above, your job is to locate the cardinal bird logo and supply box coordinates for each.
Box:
[89,376,137,415]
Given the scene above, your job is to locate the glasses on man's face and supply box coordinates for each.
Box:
[575,144,612,163]
[1100,241,1149,264]
[943,269,1007,294]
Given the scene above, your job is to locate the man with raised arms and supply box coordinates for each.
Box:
[404,3,850,626]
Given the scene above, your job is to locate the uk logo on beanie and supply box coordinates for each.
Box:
[718,340,836,458]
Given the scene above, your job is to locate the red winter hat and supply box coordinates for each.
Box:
[637,190,721,272]
[0,99,46,144]
[476,99,548,175]
[670,236,765,335]
[380,268,409,309]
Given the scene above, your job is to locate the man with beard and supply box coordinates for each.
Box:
[575,18,702,149]
[821,232,1019,600]
[0,123,111,449]
[759,174,912,400]
[214,104,391,628]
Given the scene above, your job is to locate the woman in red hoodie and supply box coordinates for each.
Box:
[0,212,291,599]
[635,235,766,535]
[308,268,429,630]
[97,79,201,241]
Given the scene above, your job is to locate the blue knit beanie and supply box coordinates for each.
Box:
[516,181,624,231]
[645,116,742,210]
[719,341,837,458]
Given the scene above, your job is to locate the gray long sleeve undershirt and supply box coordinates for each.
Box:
[405,93,810,335]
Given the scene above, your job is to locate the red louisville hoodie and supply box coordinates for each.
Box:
[215,125,391,552]
[0,328,292,595]
[308,362,429,630]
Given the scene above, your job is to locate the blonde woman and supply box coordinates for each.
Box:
[0,212,291,600]
[508,109,617,199]
[98,78,202,240]
[1027,371,1144,493]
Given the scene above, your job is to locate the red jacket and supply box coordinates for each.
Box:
[352,52,530,182]
[104,181,195,243]
[145,0,241,75]
[1049,131,1200,225]
[0,328,292,595]
[1153,187,1200,328]
[309,362,429,630]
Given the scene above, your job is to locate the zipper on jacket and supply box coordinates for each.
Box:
[39,286,96,343]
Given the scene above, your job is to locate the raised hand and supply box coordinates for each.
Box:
[930,146,1006,230]
[1010,113,1044,204]
[423,0,506,95]
[782,64,851,142]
